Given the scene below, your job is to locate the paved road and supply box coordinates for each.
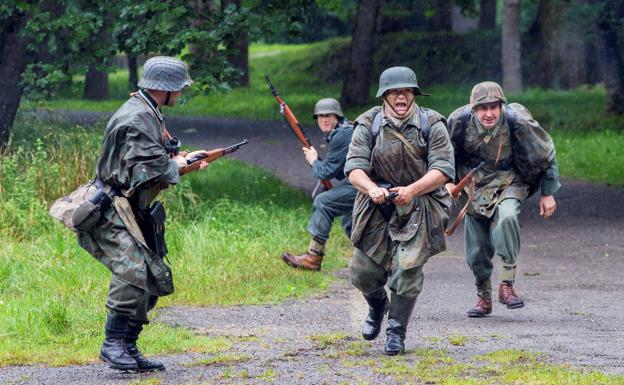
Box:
[1,111,622,384]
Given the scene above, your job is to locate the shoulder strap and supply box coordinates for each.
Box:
[418,108,430,141]
[455,105,472,151]
[371,111,382,138]
[371,108,431,145]
[502,104,517,132]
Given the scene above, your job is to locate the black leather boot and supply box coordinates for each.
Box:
[361,288,389,341]
[383,293,417,356]
[126,323,165,372]
[100,313,139,371]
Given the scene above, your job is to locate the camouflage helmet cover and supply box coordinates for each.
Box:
[376,66,426,97]
[470,81,507,108]
[138,56,193,92]
[313,98,344,119]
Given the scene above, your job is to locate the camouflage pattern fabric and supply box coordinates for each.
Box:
[77,95,178,296]
[345,105,454,270]
[447,103,560,219]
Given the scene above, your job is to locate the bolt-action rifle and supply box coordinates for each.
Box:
[178,139,249,176]
[264,75,333,191]
[449,162,484,199]
[445,162,484,235]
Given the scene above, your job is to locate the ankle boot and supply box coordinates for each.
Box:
[281,238,325,271]
[126,324,165,372]
[384,293,417,355]
[498,281,524,309]
[361,288,389,341]
[100,313,139,371]
[467,278,492,317]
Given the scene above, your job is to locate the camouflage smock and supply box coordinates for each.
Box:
[345,105,455,270]
[447,103,560,219]
[77,93,179,296]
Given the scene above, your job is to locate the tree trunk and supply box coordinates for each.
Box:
[0,13,30,149]
[429,0,453,31]
[83,65,109,100]
[479,0,497,30]
[340,0,380,108]
[223,0,249,87]
[595,0,624,114]
[530,0,562,88]
[83,10,111,100]
[502,0,523,93]
[127,54,138,92]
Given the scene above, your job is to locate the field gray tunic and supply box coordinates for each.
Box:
[345,105,454,270]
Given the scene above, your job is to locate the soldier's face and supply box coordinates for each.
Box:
[316,114,339,132]
[385,88,415,115]
[166,90,183,106]
[475,102,501,129]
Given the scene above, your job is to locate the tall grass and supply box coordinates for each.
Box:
[0,116,352,366]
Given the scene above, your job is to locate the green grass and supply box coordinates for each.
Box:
[366,348,624,385]
[0,117,352,366]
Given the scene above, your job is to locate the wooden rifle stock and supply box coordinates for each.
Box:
[450,162,484,198]
[178,139,249,176]
[265,75,332,190]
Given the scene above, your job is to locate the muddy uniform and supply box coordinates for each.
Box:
[78,90,178,322]
[307,121,357,241]
[346,105,454,296]
[447,102,560,301]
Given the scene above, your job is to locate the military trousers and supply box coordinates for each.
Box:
[307,181,357,242]
[464,198,522,284]
[106,275,159,325]
[350,247,424,298]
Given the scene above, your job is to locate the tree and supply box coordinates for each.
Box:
[83,5,114,100]
[479,0,496,30]
[0,7,29,149]
[223,0,249,87]
[340,0,381,108]
[502,0,522,93]
[594,0,624,114]
[428,0,453,31]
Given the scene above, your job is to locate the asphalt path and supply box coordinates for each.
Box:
[1,111,622,384]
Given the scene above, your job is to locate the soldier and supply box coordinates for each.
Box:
[77,57,208,372]
[345,67,454,355]
[446,81,560,318]
[282,98,357,271]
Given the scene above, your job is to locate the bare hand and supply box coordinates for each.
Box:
[172,155,188,168]
[368,186,390,204]
[389,186,415,206]
[539,195,556,218]
[445,182,457,197]
[198,161,209,170]
[186,150,210,162]
[302,146,318,166]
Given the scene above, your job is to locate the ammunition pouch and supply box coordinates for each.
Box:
[137,201,168,258]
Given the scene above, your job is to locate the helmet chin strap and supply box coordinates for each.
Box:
[164,91,171,106]
[383,95,415,117]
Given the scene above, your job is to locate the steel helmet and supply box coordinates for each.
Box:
[138,56,193,92]
[312,98,344,119]
[376,66,426,97]
[470,81,507,108]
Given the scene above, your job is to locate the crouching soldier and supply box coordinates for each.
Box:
[446,81,560,317]
[282,98,357,271]
[346,67,454,355]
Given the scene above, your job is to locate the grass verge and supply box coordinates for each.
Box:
[0,117,351,366]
